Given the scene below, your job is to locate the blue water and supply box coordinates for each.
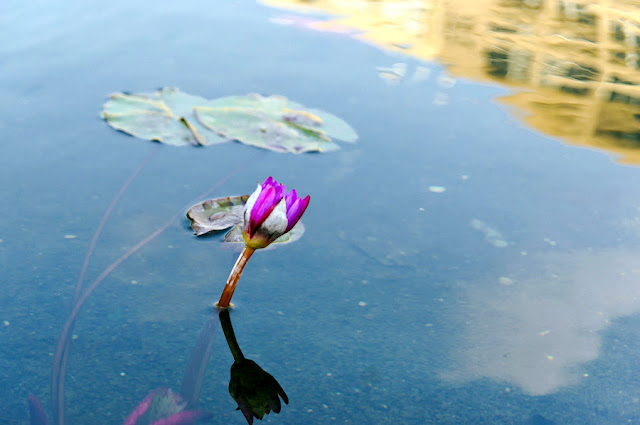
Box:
[4,0,640,424]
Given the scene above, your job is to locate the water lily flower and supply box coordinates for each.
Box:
[28,395,49,425]
[124,388,211,425]
[217,177,309,308]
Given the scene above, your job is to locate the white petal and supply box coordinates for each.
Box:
[258,198,287,238]
[243,183,262,223]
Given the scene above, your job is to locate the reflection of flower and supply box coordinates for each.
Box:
[217,177,309,308]
[230,359,289,425]
[242,176,310,249]
[219,309,288,425]
[124,388,211,425]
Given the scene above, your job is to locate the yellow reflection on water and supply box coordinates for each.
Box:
[262,0,640,164]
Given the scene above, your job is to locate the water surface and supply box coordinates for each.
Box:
[3,0,640,424]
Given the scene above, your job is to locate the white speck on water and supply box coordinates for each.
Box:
[433,92,449,105]
[72,334,78,340]
[130,280,138,285]
[64,235,77,239]
[358,301,367,307]
[438,73,456,88]
[3,320,9,326]
[429,186,446,193]
[538,330,551,336]
[544,237,557,246]
[410,66,430,83]
[546,355,555,360]
[120,372,126,376]
[470,219,508,248]
[418,207,425,211]
[461,174,469,180]
[499,277,514,286]
[521,251,528,255]
[583,373,589,377]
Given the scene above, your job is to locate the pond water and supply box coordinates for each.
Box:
[4,0,640,424]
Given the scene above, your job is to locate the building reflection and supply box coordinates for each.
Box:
[261,0,640,164]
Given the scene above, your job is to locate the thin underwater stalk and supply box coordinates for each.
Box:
[72,146,160,304]
[216,246,255,309]
[51,154,258,425]
[51,147,160,425]
[180,314,220,409]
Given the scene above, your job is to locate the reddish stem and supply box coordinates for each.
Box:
[217,246,255,308]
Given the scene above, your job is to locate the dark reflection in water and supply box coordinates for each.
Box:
[261,0,640,164]
[219,309,289,425]
[181,309,289,424]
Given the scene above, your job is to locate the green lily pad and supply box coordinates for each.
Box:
[101,87,228,146]
[102,88,357,152]
[195,107,339,153]
[186,194,305,246]
[205,94,358,143]
[186,195,249,236]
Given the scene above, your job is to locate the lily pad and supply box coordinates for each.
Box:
[101,87,227,147]
[186,195,250,236]
[186,195,305,246]
[205,93,358,143]
[102,88,358,153]
[195,107,339,153]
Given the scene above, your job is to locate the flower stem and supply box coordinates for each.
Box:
[217,246,255,308]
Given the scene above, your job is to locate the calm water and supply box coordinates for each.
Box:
[4,0,640,424]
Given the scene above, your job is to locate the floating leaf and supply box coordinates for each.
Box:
[102,88,357,153]
[195,107,339,153]
[186,195,305,246]
[101,88,227,147]
[186,195,250,236]
[204,94,358,143]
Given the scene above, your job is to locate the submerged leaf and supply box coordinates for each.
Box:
[102,88,357,152]
[186,195,250,236]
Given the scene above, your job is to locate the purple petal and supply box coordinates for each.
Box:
[248,186,277,233]
[285,194,310,232]
[284,189,297,209]
[248,183,285,236]
[28,395,49,425]
[261,176,275,189]
[124,389,162,425]
[150,410,212,425]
